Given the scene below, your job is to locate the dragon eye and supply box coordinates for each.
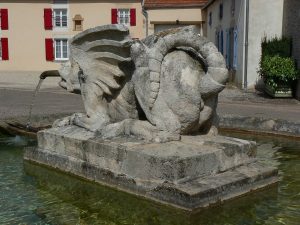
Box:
[78,69,87,82]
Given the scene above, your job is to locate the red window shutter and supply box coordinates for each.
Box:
[1,38,9,60]
[44,8,53,30]
[111,8,118,24]
[130,8,136,26]
[45,38,54,61]
[0,9,9,30]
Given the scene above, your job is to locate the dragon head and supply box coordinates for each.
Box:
[58,59,81,93]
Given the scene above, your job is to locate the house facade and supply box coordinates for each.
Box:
[143,0,207,36]
[0,0,143,72]
[204,0,286,89]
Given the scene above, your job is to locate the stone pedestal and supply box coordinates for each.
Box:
[24,126,278,211]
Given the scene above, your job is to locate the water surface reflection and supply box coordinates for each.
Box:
[0,134,299,225]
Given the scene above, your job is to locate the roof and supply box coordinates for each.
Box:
[202,0,216,9]
[144,0,208,9]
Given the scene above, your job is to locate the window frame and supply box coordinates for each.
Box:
[219,3,223,20]
[117,8,130,26]
[54,38,69,61]
[53,8,68,28]
[52,1,69,31]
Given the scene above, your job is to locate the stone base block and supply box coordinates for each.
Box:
[24,126,278,211]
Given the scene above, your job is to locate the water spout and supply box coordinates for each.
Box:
[39,70,60,80]
[27,70,60,130]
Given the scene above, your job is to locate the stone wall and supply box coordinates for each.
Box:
[247,0,285,88]
[283,0,300,68]
[282,0,300,100]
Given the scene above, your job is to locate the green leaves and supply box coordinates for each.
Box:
[259,55,299,89]
[259,36,299,89]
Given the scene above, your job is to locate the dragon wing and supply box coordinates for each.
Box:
[69,24,133,96]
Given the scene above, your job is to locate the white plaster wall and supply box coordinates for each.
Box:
[247,0,284,88]
[147,8,204,35]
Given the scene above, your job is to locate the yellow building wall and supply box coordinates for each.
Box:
[0,0,143,72]
[147,8,204,35]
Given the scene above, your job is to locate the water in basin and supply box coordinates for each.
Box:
[0,133,299,225]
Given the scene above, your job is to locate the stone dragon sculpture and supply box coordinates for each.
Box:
[55,25,228,142]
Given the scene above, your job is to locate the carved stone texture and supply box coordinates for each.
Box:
[25,126,278,210]
[30,25,278,211]
[54,24,228,142]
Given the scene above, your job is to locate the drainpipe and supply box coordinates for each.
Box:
[243,0,249,90]
[142,0,149,36]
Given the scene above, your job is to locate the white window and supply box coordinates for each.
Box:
[53,8,68,28]
[55,39,68,60]
[118,9,130,25]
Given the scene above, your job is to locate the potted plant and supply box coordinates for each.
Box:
[259,55,299,97]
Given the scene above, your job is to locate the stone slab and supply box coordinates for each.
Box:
[36,126,257,183]
[24,126,278,211]
[219,115,300,137]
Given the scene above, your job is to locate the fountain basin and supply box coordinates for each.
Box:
[24,126,278,210]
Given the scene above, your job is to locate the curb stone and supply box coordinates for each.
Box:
[219,114,300,137]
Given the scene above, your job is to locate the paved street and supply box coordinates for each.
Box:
[0,88,84,120]
[219,87,300,123]
[0,69,299,126]
[0,86,299,124]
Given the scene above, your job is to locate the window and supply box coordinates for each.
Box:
[209,12,212,27]
[215,30,224,55]
[111,8,136,26]
[53,8,68,28]
[54,39,68,60]
[220,30,224,54]
[73,14,83,31]
[219,3,223,20]
[118,9,130,25]
[231,0,235,16]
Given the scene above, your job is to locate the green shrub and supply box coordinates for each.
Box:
[259,55,299,88]
[261,36,292,59]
